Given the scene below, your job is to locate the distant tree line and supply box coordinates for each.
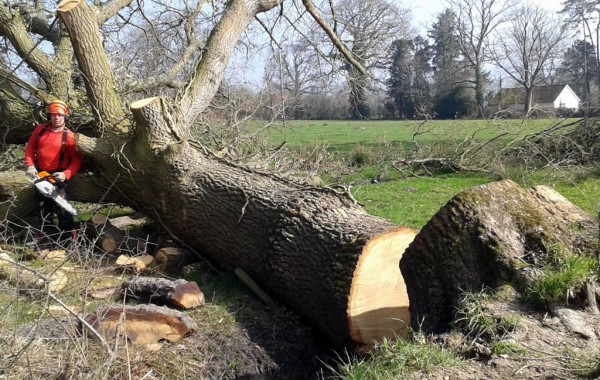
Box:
[239,0,600,120]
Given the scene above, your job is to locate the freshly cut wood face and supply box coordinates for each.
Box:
[348,227,418,349]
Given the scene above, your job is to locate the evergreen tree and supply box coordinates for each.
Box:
[387,37,432,119]
[428,9,472,119]
[557,40,599,106]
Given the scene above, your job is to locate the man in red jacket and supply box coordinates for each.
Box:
[24,99,82,248]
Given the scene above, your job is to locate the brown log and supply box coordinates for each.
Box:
[87,214,125,253]
[74,96,421,350]
[0,172,36,220]
[84,304,198,345]
[400,180,598,334]
[154,247,193,275]
[0,171,30,202]
[121,277,205,309]
[0,171,125,223]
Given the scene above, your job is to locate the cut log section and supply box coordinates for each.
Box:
[84,304,198,345]
[0,252,68,293]
[348,227,418,348]
[87,214,125,253]
[121,277,205,309]
[400,180,599,334]
[115,254,154,273]
[154,247,193,275]
[109,212,149,230]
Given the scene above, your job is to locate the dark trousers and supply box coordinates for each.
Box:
[34,185,75,244]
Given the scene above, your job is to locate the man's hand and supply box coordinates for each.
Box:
[26,166,38,179]
[53,172,66,182]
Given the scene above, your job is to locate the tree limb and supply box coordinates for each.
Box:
[57,0,129,135]
[177,0,284,125]
[301,0,365,75]
[0,3,58,85]
[0,65,51,102]
[96,0,134,25]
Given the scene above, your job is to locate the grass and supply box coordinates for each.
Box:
[562,349,600,378]
[267,119,561,152]
[2,117,600,379]
[351,173,492,229]
[453,290,521,341]
[491,341,527,356]
[269,118,599,229]
[522,251,598,307]
[325,333,460,379]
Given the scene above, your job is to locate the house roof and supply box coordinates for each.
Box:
[495,84,578,104]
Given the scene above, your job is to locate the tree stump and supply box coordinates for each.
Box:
[400,180,598,334]
[154,247,193,275]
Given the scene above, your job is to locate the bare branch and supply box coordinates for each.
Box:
[57,0,129,134]
[177,0,284,124]
[96,0,134,25]
[301,0,365,75]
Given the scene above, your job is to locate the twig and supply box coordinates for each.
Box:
[0,255,113,354]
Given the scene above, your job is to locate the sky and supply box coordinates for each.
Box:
[410,0,565,32]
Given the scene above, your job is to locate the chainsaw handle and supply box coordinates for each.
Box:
[36,171,56,184]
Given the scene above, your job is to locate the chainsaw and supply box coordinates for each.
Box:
[31,171,78,216]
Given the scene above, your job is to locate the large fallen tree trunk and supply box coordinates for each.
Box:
[0,0,406,352]
[400,179,598,334]
[73,98,418,349]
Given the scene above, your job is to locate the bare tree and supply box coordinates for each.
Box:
[332,0,412,119]
[447,0,515,118]
[491,3,568,115]
[263,40,325,119]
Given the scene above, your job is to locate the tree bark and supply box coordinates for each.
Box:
[121,277,205,309]
[400,180,598,334]
[57,0,128,134]
[1,0,416,351]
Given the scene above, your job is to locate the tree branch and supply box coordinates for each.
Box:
[177,0,284,125]
[0,3,57,84]
[301,0,366,75]
[0,65,51,102]
[57,0,129,135]
[96,0,134,25]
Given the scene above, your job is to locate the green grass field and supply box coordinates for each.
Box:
[266,118,598,229]
[268,119,571,152]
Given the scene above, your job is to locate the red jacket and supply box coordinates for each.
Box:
[24,124,82,180]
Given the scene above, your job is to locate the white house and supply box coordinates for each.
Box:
[492,84,580,115]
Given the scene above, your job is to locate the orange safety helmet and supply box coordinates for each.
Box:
[47,99,69,116]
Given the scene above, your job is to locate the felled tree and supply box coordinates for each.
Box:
[0,0,415,350]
